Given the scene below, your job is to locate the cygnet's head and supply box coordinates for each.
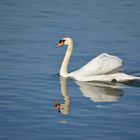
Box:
[56,37,73,48]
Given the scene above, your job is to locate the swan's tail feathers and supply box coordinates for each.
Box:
[132,76,140,81]
[114,73,140,82]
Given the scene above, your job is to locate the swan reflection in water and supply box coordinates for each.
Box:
[54,77,124,114]
[76,81,124,103]
[54,77,70,115]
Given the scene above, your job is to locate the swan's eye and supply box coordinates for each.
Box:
[59,40,65,44]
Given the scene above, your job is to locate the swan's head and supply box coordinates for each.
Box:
[56,37,73,48]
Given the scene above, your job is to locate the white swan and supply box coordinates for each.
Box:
[56,37,140,82]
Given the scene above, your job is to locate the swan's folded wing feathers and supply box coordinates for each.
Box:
[75,53,123,76]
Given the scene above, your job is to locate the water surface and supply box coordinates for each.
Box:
[0,0,140,140]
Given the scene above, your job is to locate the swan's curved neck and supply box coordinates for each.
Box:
[60,41,73,77]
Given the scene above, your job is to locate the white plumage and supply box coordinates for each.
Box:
[71,53,123,75]
[57,37,140,82]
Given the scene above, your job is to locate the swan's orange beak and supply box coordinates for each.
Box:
[56,42,64,48]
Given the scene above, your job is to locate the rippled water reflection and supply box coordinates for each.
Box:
[0,0,140,140]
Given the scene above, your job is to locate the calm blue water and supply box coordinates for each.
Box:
[0,0,140,140]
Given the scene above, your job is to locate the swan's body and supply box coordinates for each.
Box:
[57,38,139,82]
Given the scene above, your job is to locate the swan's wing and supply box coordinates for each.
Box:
[72,53,123,76]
